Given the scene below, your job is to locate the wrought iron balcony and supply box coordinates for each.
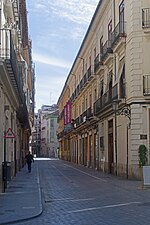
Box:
[101,40,113,61]
[143,75,150,95]
[87,107,93,118]
[74,107,93,127]
[0,29,24,104]
[79,78,84,90]
[77,84,80,94]
[111,21,126,47]
[94,83,118,115]
[87,65,92,80]
[83,72,88,85]
[57,131,65,139]
[142,8,150,28]
[94,54,100,73]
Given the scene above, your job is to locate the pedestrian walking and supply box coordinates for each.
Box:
[25,151,34,173]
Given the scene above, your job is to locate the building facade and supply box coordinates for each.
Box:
[57,0,150,179]
[32,105,58,157]
[32,113,41,157]
[46,110,59,158]
[0,0,35,192]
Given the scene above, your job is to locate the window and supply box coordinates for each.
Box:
[109,71,113,90]
[94,89,97,101]
[82,101,85,112]
[100,36,103,58]
[89,94,92,107]
[100,80,104,97]
[119,0,124,32]
[85,98,88,109]
[119,64,125,98]
[79,105,81,115]
[85,63,87,72]
[142,8,150,28]
[94,47,96,59]
[119,0,124,22]
[108,20,112,42]
[50,132,54,143]
[100,136,104,148]
[50,119,54,128]
[89,56,91,66]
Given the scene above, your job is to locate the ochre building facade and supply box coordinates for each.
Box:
[57,0,150,179]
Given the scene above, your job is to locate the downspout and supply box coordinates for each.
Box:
[113,0,117,81]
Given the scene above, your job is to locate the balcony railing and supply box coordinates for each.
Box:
[83,72,88,85]
[79,78,84,90]
[69,66,96,103]
[77,84,80,94]
[74,107,93,127]
[94,83,118,115]
[0,29,24,103]
[87,107,93,118]
[101,40,113,61]
[142,8,150,28]
[87,65,92,80]
[143,75,150,95]
[94,54,100,73]
[111,21,126,47]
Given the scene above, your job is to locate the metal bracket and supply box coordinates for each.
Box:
[117,106,131,121]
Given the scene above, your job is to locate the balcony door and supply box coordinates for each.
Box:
[119,0,124,32]
[108,120,114,174]
[108,20,112,46]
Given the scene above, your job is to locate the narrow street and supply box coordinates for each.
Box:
[17,159,150,225]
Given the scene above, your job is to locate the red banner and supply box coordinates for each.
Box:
[64,101,72,125]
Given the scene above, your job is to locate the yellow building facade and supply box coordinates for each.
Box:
[57,0,150,179]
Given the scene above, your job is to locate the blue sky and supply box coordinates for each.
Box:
[26,0,99,111]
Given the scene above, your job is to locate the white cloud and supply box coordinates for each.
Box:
[28,0,99,25]
[26,0,99,109]
[33,53,71,69]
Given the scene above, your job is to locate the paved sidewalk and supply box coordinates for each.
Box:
[0,159,43,225]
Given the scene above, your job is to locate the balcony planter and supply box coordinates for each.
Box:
[138,144,150,185]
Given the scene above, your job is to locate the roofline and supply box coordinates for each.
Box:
[57,0,103,105]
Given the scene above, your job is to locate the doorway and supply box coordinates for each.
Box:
[108,120,114,173]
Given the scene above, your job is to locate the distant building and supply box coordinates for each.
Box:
[32,113,41,157]
[46,111,59,158]
[32,105,59,157]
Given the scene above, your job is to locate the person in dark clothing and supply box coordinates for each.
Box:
[25,151,34,173]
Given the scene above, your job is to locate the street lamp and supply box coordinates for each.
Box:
[112,99,131,178]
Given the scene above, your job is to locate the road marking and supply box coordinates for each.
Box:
[69,198,95,202]
[64,164,107,182]
[22,207,36,209]
[48,198,94,202]
[49,198,73,201]
[68,201,141,213]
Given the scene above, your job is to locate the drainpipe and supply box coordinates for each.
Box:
[113,0,116,27]
[113,0,117,81]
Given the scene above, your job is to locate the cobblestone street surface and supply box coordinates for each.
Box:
[1,159,150,225]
